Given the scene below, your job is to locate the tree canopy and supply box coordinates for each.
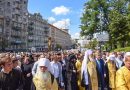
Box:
[80,0,130,49]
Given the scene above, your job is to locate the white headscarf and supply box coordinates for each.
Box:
[109,55,116,61]
[38,58,49,67]
[35,58,52,89]
[38,58,53,74]
[81,49,93,85]
[123,52,130,61]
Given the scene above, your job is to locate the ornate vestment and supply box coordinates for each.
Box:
[116,66,130,90]
[107,61,116,89]
[33,71,58,90]
[76,60,85,90]
[87,61,98,90]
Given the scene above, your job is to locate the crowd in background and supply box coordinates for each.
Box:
[0,49,130,90]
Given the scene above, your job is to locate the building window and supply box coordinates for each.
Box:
[23,18,26,22]
[12,8,15,12]
[13,1,15,5]
[0,8,2,12]
[24,1,26,4]
[7,2,10,6]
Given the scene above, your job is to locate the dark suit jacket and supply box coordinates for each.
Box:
[96,59,105,86]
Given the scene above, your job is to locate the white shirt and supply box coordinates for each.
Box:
[116,57,123,68]
[62,59,66,65]
[51,61,59,78]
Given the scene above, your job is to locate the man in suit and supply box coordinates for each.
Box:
[95,53,105,90]
[59,53,68,90]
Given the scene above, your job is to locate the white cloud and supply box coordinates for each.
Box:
[71,32,80,39]
[53,19,70,29]
[48,17,56,23]
[52,6,70,15]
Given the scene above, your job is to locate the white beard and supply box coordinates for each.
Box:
[35,71,52,90]
[38,71,51,83]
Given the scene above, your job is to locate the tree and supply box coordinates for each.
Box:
[108,0,130,48]
[80,0,130,50]
[80,0,110,37]
[84,38,98,49]
[55,44,62,51]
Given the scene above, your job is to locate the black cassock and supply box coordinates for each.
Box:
[68,60,79,90]
[0,69,24,90]
[21,61,34,90]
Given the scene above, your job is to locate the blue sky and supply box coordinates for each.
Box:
[28,0,87,39]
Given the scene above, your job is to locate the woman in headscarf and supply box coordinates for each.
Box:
[33,58,58,90]
[81,49,98,90]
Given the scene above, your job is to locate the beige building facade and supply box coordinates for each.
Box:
[49,24,72,50]
[0,0,71,51]
[28,13,49,51]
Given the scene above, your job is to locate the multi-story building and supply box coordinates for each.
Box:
[49,24,72,50]
[0,0,28,51]
[0,0,71,51]
[28,13,49,51]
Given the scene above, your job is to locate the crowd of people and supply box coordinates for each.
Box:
[0,49,130,90]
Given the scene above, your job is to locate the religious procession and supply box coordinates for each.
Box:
[1,0,130,90]
[0,50,130,90]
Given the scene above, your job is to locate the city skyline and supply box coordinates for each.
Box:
[28,0,87,39]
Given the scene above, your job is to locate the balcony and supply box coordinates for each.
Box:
[14,10,20,15]
[15,0,20,2]
[44,40,48,43]
[28,26,33,30]
[28,36,33,39]
[12,26,21,31]
[44,34,49,37]
[15,40,22,44]
[11,34,20,38]
[29,22,34,25]
[11,40,22,45]
[28,32,34,35]
[15,4,21,10]
[28,39,33,42]
[28,36,33,42]
[44,30,49,34]
[44,26,49,30]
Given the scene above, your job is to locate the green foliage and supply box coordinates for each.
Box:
[113,47,130,52]
[108,0,130,48]
[80,0,130,50]
[55,44,62,50]
[84,38,98,49]
[80,0,110,36]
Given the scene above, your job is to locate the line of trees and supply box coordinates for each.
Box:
[80,0,130,50]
